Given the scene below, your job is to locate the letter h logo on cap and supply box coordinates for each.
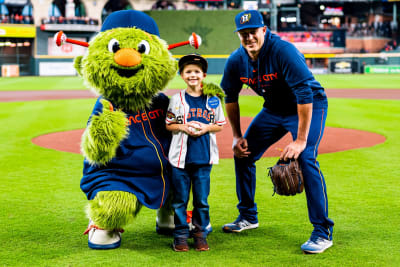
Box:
[240,13,251,24]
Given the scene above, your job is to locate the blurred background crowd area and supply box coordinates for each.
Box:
[0,0,400,77]
[0,1,398,34]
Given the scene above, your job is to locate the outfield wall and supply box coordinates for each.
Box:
[321,53,400,74]
[33,53,400,76]
[147,10,240,55]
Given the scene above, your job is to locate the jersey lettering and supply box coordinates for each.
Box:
[175,109,214,124]
[127,108,164,125]
[240,72,278,86]
[176,115,184,124]
[209,113,215,123]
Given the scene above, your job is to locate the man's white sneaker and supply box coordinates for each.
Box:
[222,218,259,233]
[84,221,123,249]
[301,236,333,254]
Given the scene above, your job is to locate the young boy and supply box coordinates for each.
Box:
[166,54,226,252]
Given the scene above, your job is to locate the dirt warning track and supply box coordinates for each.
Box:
[32,118,386,158]
[0,89,388,158]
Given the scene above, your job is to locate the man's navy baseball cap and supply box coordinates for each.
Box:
[101,10,160,37]
[235,10,265,32]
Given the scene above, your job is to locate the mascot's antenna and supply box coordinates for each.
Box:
[168,32,201,50]
[54,31,201,50]
[54,31,89,47]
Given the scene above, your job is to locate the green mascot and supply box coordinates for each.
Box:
[75,10,178,249]
[58,9,222,250]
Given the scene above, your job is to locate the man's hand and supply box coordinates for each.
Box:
[233,137,251,158]
[280,139,306,161]
[280,103,312,161]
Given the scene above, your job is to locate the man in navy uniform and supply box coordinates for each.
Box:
[220,10,334,254]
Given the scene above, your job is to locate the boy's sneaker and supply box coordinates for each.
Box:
[189,222,213,237]
[193,236,209,251]
[222,218,259,233]
[156,211,214,236]
[301,236,333,254]
[173,238,189,252]
[84,220,123,250]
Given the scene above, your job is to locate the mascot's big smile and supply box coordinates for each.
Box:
[112,65,143,78]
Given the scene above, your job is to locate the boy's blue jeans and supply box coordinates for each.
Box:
[171,164,212,239]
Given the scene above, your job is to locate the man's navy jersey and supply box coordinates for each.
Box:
[80,93,171,209]
[221,28,328,115]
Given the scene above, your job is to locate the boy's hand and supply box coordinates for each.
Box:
[173,121,208,136]
[188,121,207,136]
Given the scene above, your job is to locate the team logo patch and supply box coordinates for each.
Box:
[240,14,251,24]
[208,96,220,108]
[166,111,175,120]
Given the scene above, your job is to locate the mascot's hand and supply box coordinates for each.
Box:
[74,56,83,76]
[81,99,129,166]
[100,98,114,112]
[202,82,225,101]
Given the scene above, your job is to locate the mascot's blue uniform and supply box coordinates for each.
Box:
[81,94,171,209]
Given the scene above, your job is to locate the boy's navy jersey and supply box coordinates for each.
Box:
[184,93,210,165]
[80,93,171,210]
[221,29,328,115]
[166,90,226,168]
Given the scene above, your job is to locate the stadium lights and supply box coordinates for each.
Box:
[281,17,297,23]
[0,41,27,47]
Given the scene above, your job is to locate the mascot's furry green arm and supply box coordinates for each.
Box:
[80,99,128,166]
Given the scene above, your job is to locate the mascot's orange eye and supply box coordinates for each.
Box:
[108,38,120,53]
[137,40,150,55]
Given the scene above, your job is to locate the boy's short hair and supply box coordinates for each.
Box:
[178,54,208,73]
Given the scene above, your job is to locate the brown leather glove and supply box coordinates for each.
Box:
[268,159,304,196]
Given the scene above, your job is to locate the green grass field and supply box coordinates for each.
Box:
[1,73,400,91]
[0,75,399,266]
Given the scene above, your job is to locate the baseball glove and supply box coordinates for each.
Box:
[267,159,304,196]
